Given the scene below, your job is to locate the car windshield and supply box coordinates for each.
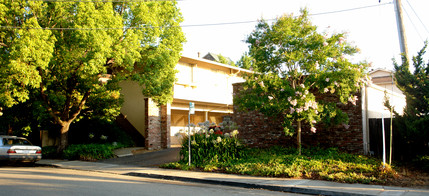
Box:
[2,138,32,146]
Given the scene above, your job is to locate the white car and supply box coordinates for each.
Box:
[0,135,42,163]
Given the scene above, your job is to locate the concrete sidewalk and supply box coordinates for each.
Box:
[36,159,429,196]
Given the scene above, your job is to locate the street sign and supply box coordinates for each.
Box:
[189,102,195,114]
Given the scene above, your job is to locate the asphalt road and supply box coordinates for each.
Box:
[99,147,181,167]
[0,166,303,196]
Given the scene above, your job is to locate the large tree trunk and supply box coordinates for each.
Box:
[57,121,71,153]
[297,120,302,155]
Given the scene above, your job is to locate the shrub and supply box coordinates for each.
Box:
[179,121,245,167]
[62,143,125,161]
[413,155,429,172]
[42,146,58,159]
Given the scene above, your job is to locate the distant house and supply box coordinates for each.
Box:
[119,55,251,150]
[364,68,405,118]
[355,68,405,154]
[202,52,235,66]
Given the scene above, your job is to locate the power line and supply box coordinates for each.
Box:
[311,2,393,16]
[405,0,429,35]
[0,2,393,31]
[401,1,424,42]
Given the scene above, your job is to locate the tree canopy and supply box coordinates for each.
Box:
[392,42,429,157]
[0,0,185,151]
[394,42,429,116]
[234,10,370,154]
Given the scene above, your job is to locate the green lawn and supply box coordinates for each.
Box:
[162,146,397,184]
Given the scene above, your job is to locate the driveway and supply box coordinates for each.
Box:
[99,147,181,167]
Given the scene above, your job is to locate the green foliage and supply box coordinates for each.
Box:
[68,118,134,146]
[236,52,255,69]
[42,146,58,159]
[0,1,185,150]
[234,9,369,152]
[166,146,394,184]
[393,42,429,159]
[62,143,125,161]
[178,122,245,168]
[394,42,429,116]
[216,54,236,66]
[413,156,429,172]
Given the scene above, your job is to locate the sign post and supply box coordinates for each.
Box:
[188,102,195,166]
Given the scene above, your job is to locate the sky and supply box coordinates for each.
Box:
[177,0,429,71]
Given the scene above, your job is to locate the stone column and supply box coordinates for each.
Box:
[145,98,162,150]
[161,103,171,149]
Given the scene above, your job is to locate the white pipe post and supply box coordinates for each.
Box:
[382,113,386,167]
[188,112,191,166]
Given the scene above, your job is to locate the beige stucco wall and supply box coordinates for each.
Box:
[174,61,244,105]
[365,84,406,118]
[119,80,146,136]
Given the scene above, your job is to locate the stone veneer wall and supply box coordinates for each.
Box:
[233,83,364,154]
[145,98,162,150]
[160,104,171,149]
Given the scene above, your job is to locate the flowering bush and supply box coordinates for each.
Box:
[179,121,245,168]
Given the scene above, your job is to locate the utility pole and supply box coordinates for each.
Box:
[387,0,409,165]
[393,0,409,61]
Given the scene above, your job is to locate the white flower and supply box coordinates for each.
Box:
[290,107,295,114]
[288,97,292,102]
[304,90,308,95]
[323,42,328,46]
[338,37,345,44]
[334,81,339,87]
[224,133,230,137]
[312,120,317,124]
[268,96,273,100]
[304,102,310,111]
[231,130,239,137]
[206,134,210,138]
[315,61,319,69]
[296,107,303,113]
[348,96,358,105]
[216,136,222,143]
[310,127,317,133]
[290,99,297,106]
[280,89,285,92]
[311,101,318,109]
[259,81,265,87]
[209,129,214,134]
[300,84,305,89]
[325,78,330,82]
[324,88,329,93]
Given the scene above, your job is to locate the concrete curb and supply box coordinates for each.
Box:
[124,172,370,196]
[36,160,429,196]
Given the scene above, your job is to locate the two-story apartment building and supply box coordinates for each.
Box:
[119,55,251,150]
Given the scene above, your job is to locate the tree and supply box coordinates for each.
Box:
[0,1,185,152]
[392,42,429,157]
[217,54,236,66]
[234,10,370,154]
[236,52,254,69]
